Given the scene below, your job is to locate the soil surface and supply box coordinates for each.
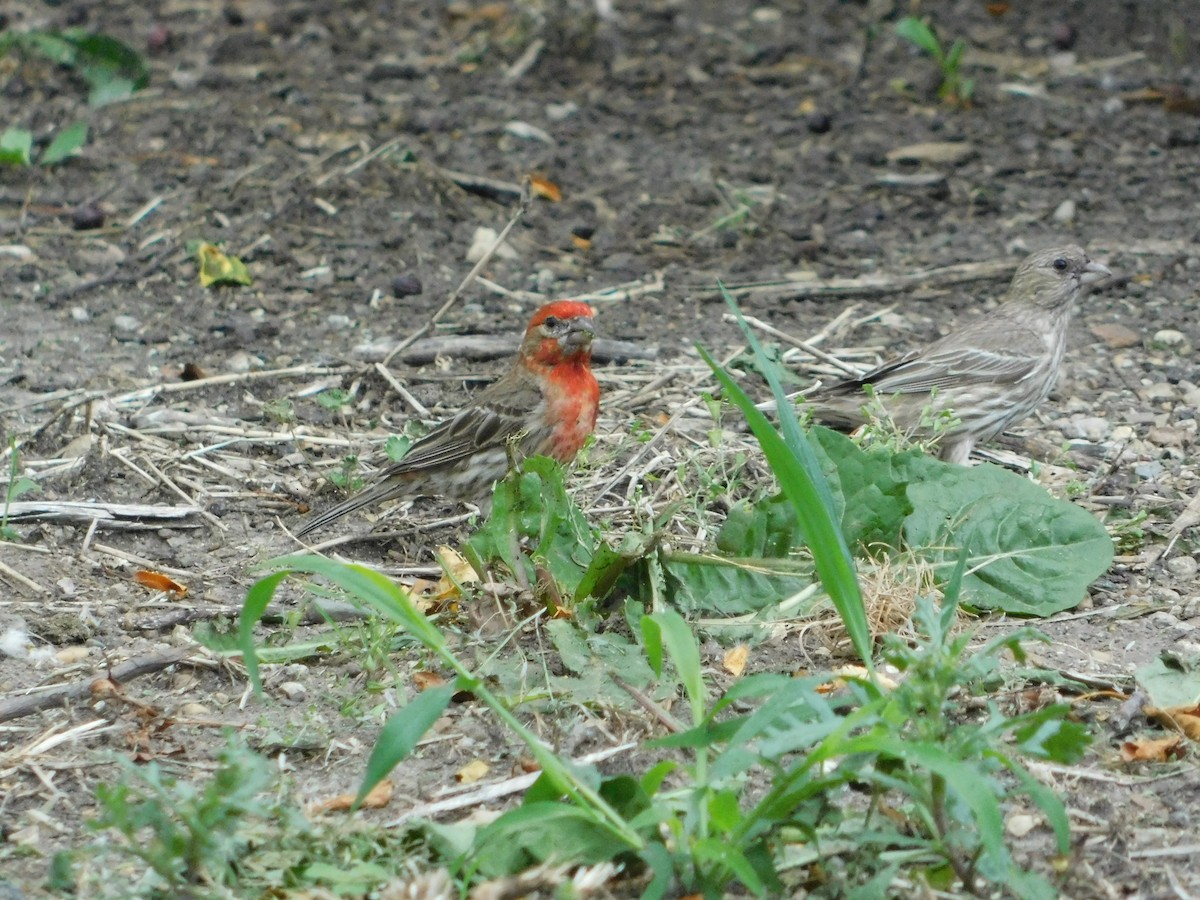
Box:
[2,0,1199,896]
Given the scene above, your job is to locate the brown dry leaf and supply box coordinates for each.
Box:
[1146,703,1200,740]
[313,779,394,814]
[134,570,188,597]
[986,2,1011,15]
[412,670,447,691]
[570,234,593,251]
[723,644,749,677]
[456,759,489,784]
[816,665,896,694]
[1120,735,1186,762]
[529,174,562,202]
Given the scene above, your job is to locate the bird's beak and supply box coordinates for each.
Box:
[1080,260,1112,285]
[562,317,596,351]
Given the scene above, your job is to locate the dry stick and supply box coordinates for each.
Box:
[701,257,1019,302]
[587,346,742,509]
[730,314,864,377]
[108,365,352,406]
[386,742,638,826]
[0,558,49,594]
[0,648,200,723]
[382,178,534,369]
[45,244,179,306]
[134,454,225,531]
[372,363,430,418]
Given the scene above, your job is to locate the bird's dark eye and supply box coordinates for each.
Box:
[1052,258,1068,271]
[542,316,560,329]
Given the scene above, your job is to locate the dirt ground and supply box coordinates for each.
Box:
[2,0,1199,896]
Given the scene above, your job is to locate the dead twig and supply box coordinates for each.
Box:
[0,648,204,723]
[382,179,534,369]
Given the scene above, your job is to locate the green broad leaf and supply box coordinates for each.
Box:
[660,550,816,617]
[903,464,1114,614]
[384,434,412,462]
[574,529,658,602]
[302,861,390,893]
[1011,708,1091,764]
[86,75,136,107]
[356,683,455,808]
[540,619,655,706]
[895,16,942,58]
[0,128,33,166]
[470,802,630,878]
[810,426,923,549]
[466,456,598,595]
[40,121,88,166]
[1134,653,1200,709]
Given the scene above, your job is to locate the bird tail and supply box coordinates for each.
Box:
[295,481,404,537]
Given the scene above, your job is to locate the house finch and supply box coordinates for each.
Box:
[807,246,1112,464]
[297,301,599,536]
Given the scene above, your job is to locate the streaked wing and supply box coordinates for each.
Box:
[861,345,1040,393]
[379,372,541,474]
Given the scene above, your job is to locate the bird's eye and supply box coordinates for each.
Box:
[542,316,560,329]
[1052,258,1068,271]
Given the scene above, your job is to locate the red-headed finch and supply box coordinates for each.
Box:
[298,301,599,536]
[807,246,1112,464]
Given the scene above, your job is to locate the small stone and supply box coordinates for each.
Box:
[806,112,832,134]
[1090,322,1140,348]
[1006,813,1038,837]
[1152,328,1188,347]
[1061,416,1109,442]
[503,120,554,144]
[1166,556,1199,579]
[1138,383,1176,402]
[326,314,352,330]
[885,141,977,165]
[226,350,252,373]
[465,227,519,263]
[70,306,90,322]
[1052,199,1076,223]
[178,702,211,717]
[72,202,106,231]
[1051,23,1077,50]
[1146,426,1188,449]
[278,681,306,701]
[112,315,140,332]
[390,273,423,297]
[146,24,173,54]
[1134,461,1164,480]
[544,101,579,122]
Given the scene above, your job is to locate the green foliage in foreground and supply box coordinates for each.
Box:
[73,289,1105,896]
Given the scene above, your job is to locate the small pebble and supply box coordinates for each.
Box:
[1134,461,1164,480]
[1052,199,1076,223]
[390,273,423,297]
[1165,556,1199,579]
[326,313,352,330]
[1152,328,1187,347]
[112,315,140,332]
[278,681,307,701]
[72,202,105,231]
[1061,416,1109,442]
[806,112,832,134]
[70,306,90,322]
[1051,23,1077,51]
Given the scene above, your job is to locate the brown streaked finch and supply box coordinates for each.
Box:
[807,245,1112,464]
[297,301,599,536]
